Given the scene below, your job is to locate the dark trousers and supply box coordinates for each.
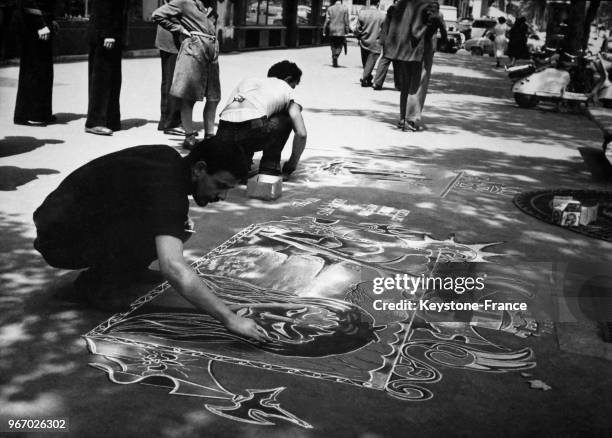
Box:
[330,36,345,60]
[158,50,182,130]
[215,113,293,174]
[14,16,53,123]
[86,42,122,130]
[396,60,422,122]
[361,48,379,83]
[34,220,191,275]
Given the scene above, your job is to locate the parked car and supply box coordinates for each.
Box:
[469,18,496,40]
[465,30,495,56]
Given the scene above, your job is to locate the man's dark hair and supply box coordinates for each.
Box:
[185,138,249,180]
[267,60,303,83]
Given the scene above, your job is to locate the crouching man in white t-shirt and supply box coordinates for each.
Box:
[213,60,307,179]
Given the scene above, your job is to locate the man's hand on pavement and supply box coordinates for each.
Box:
[225,315,270,342]
[103,38,116,49]
[281,161,296,176]
[38,26,51,41]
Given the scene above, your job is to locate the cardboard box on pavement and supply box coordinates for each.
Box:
[247,174,283,200]
[579,203,599,226]
[552,197,581,227]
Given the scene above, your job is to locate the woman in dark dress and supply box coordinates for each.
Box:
[13,0,56,125]
[507,16,529,67]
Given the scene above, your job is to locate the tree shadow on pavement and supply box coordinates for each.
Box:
[421,98,599,149]
[0,166,59,190]
[305,106,399,128]
[0,136,64,158]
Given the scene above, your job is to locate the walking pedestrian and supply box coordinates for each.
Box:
[155,1,183,135]
[355,0,385,87]
[13,0,56,126]
[153,0,220,149]
[372,0,398,90]
[493,16,508,68]
[323,0,350,68]
[507,16,529,67]
[415,1,446,125]
[381,0,429,132]
[85,0,128,136]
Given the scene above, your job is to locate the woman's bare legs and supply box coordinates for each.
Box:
[203,100,218,138]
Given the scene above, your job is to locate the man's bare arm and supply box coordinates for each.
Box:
[282,102,307,174]
[155,234,269,341]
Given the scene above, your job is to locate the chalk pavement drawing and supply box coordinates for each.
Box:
[290,198,410,222]
[296,157,461,197]
[451,175,523,197]
[86,217,550,427]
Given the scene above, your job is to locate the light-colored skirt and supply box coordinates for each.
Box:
[170,35,220,102]
[494,35,507,58]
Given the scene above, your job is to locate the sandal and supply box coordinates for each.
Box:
[405,121,419,132]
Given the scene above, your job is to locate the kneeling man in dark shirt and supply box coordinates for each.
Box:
[33,142,268,341]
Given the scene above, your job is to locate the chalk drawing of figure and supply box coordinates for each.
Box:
[105,294,381,358]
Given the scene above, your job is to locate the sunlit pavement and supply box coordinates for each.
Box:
[1,45,611,437]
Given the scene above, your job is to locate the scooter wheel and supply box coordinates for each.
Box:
[514,93,539,109]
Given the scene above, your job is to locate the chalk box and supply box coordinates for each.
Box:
[552,197,581,227]
[579,203,599,226]
[247,174,283,200]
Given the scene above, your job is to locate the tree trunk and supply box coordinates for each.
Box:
[564,0,586,55]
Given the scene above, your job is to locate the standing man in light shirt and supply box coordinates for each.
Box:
[323,0,350,68]
[212,60,307,179]
[355,0,385,87]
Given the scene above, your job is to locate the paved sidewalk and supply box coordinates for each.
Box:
[1,46,611,437]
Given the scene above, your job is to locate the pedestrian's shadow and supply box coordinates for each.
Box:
[0,166,59,190]
[578,146,612,181]
[121,118,157,130]
[0,136,64,158]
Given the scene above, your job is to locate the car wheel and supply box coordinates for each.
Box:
[514,93,539,109]
[471,47,483,56]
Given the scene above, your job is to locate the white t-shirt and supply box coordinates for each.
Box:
[220,77,295,122]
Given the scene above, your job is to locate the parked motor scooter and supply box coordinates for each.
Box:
[508,51,612,109]
[509,51,589,109]
[591,53,612,108]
